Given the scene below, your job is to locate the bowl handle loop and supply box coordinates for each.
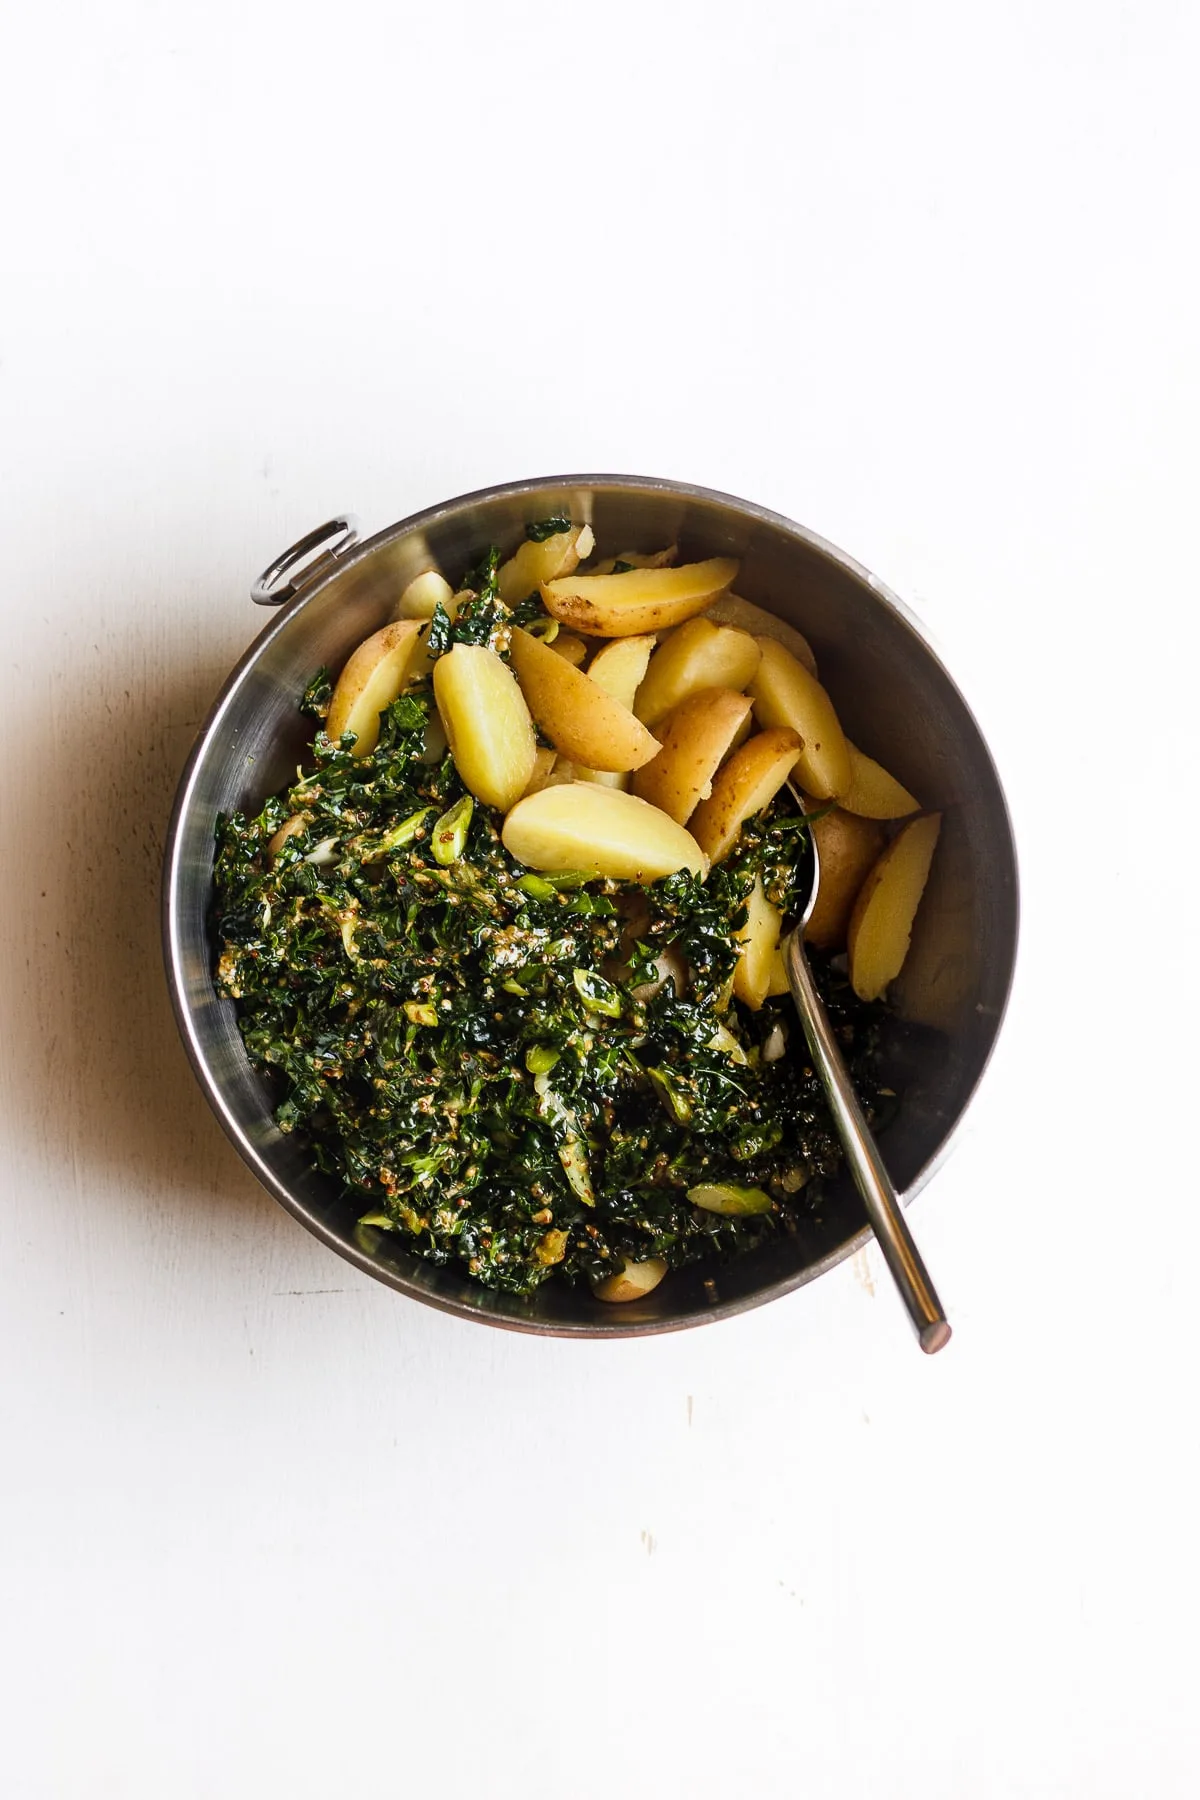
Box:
[250,514,361,606]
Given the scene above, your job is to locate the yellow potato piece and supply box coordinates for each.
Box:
[804,808,888,952]
[703,594,818,676]
[633,618,762,727]
[497,526,585,605]
[749,637,851,799]
[586,634,657,709]
[326,620,430,758]
[633,687,753,825]
[588,546,678,575]
[431,643,537,812]
[519,746,558,798]
[502,782,707,882]
[839,741,920,819]
[541,557,738,638]
[767,946,790,996]
[733,874,783,1010]
[847,813,943,1001]
[266,812,311,857]
[593,1257,668,1302]
[508,627,660,773]
[396,569,454,619]
[547,631,588,666]
[688,727,802,864]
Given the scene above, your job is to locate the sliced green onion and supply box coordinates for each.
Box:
[431,794,473,865]
[524,616,560,644]
[516,874,557,902]
[361,807,432,862]
[648,1066,693,1125]
[572,968,621,1017]
[525,1045,561,1075]
[687,1183,773,1216]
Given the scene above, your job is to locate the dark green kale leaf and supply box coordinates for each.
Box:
[299,667,332,720]
[524,516,572,543]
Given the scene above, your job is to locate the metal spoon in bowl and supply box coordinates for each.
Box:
[783,785,951,1353]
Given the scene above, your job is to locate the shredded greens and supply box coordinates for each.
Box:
[212,535,889,1296]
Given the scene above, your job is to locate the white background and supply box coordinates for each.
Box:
[1,3,1197,1796]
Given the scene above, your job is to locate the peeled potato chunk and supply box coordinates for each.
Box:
[749,638,851,799]
[593,1257,668,1302]
[703,594,818,676]
[497,526,586,605]
[508,627,660,773]
[396,569,454,619]
[633,618,762,727]
[586,634,657,709]
[502,782,707,882]
[519,746,559,798]
[547,631,588,666]
[847,813,943,1001]
[541,558,738,638]
[804,809,888,952]
[767,946,790,997]
[839,742,920,819]
[733,874,784,1010]
[688,727,802,864]
[327,620,430,757]
[589,545,678,575]
[432,644,537,812]
[633,687,753,824]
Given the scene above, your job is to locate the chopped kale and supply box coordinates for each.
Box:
[525,516,573,543]
[509,594,547,629]
[299,667,332,720]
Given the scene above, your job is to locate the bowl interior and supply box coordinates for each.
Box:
[165,477,1017,1335]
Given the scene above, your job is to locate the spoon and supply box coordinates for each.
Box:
[783,785,951,1353]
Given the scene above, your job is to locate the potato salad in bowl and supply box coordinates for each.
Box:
[211,517,941,1305]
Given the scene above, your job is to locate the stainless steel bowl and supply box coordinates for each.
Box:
[163,475,1018,1336]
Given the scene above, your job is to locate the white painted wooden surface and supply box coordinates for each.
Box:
[2,4,1197,1796]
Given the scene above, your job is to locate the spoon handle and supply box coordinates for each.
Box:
[784,931,951,1354]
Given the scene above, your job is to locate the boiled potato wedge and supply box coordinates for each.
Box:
[767,946,790,996]
[840,742,920,819]
[593,1257,668,1302]
[547,631,588,667]
[266,811,311,857]
[432,644,537,812]
[733,874,783,1010]
[804,809,888,952]
[327,620,430,757]
[396,569,454,619]
[586,634,656,709]
[633,618,761,727]
[546,756,627,792]
[508,627,660,773]
[519,746,559,798]
[497,526,586,605]
[541,558,738,638]
[688,727,802,864]
[502,782,707,882]
[589,546,678,575]
[749,637,851,799]
[703,594,818,676]
[633,687,753,824]
[847,813,942,1001]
